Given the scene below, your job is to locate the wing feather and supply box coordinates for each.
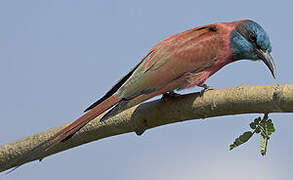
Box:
[84,50,153,112]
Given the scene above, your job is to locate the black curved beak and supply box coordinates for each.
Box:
[255,49,276,79]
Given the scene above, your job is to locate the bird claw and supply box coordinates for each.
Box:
[199,84,214,96]
[163,91,180,98]
[161,91,180,102]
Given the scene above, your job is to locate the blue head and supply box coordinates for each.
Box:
[230,20,275,78]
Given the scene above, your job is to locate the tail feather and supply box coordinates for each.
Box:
[44,95,121,147]
[7,95,121,173]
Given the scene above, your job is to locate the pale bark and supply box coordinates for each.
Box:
[0,84,293,172]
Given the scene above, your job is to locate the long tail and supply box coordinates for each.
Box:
[7,95,121,173]
[50,95,121,143]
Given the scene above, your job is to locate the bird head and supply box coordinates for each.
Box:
[230,20,276,78]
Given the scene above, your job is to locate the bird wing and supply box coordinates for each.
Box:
[84,50,153,112]
[117,24,221,99]
[85,24,221,111]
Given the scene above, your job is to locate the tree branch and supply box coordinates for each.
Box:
[1,84,293,172]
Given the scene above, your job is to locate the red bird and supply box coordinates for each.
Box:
[9,19,275,170]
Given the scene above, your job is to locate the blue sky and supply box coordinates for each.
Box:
[0,0,292,179]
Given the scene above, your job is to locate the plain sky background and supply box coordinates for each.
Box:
[0,0,292,179]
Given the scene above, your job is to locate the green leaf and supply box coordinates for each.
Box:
[267,119,275,135]
[254,117,261,124]
[260,149,266,156]
[259,139,268,156]
[230,131,253,151]
[250,122,256,129]
[260,131,267,139]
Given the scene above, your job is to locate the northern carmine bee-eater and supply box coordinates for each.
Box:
[9,19,275,170]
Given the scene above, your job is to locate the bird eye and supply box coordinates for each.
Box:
[249,34,256,42]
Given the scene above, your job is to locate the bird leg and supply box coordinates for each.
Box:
[198,83,214,96]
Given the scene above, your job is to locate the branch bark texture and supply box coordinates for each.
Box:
[1,84,293,172]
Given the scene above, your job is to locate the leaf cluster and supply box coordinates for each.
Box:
[230,114,275,155]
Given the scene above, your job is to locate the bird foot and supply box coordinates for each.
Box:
[161,91,180,102]
[199,84,214,96]
[163,91,180,98]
